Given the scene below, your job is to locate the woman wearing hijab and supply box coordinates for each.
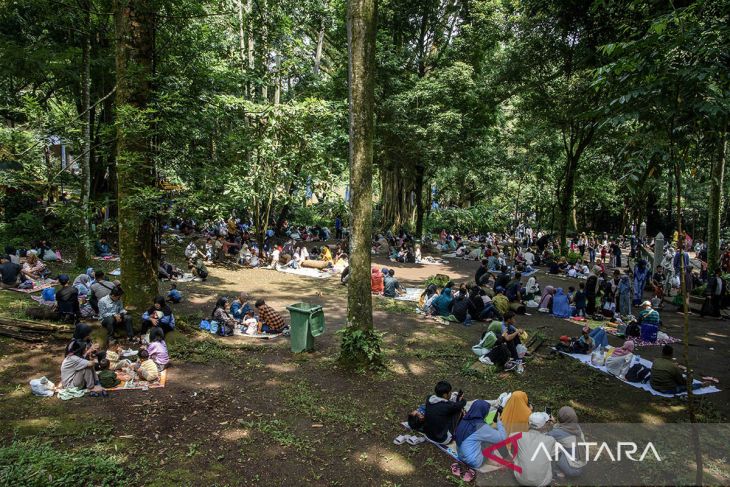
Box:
[538,286,555,312]
[431,282,455,317]
[617,273,632,317]
[551,288,572,318]
[65,322,94,356]
[370,267,384,294]
[633,259,650,305]
[547,407,587,478]
[456,400,507,471]
[72,273,92,296]
[585,268,600,315]
[141,296,176,335]
[605,340,635,378]
[501,390,532,435]
[60,339,102,391]
[524,276,539,300]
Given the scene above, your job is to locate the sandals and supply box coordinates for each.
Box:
[393,435,407,445]
[88,390,109,398]
[394,435,425,446]
[450,463,475,482]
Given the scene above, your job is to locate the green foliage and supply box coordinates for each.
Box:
[566,251,581,264]
[337,327,385,370]
[425,274,450,288]
[425,205,512,234]
[0,439,127,486]
[168,336,232,364]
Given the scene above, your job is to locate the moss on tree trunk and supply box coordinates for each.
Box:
[114,0,158,312]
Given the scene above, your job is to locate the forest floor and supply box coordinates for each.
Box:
[0,242,729,486]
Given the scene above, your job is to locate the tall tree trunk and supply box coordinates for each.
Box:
[345,0,376,336]
[314,18,325,77]
[77,0,92,268]
[556,154,577,254]
[245,0,255,98]
[707,131,726,274]
[414,164,424,238]
[114,0,158,312]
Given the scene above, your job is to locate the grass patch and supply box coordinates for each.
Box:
[281,380,375,433]
[0,439,127,486]
[374,299,416,315]
[168,335,232,363]
[239,419,312,453]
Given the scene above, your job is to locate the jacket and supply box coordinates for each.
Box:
[423,395,466,444]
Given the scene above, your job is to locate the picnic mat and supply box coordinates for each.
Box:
[232,329,283,339]
[418,258,447,265]
[565,318,682,347]
[7,279,57,294]
[276,266,333,279]
[174,273,200,283]
[557,350,720,398]
[106,369,167,392]
[93,255,120,261]
[393,288,422,302]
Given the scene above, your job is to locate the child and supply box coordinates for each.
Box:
[567,286,576,301]
[204,238,213,261]
[146,328,169,371]
[574,283,587,317]
[134,349,160,382]
[167,283,182,303]
[243,310,260,335]
[97,358,120,388]
[106,344,132,370]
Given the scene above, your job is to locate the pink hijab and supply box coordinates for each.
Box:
[613,340,635,357]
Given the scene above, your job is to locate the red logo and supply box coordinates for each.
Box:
[482,433,523,473]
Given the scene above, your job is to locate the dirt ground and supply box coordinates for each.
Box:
[0,246,728,486]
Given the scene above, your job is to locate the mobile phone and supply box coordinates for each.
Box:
[545,406,552,416]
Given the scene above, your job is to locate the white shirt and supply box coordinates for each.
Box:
[524,252,535,266]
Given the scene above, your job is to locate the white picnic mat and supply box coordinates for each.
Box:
[394,288,422,302]
[276,266,333,279]
[558,350,720,398]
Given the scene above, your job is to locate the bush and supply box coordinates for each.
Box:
[0,440,127,486]
[425,274,450,288]
[566,250,581,264]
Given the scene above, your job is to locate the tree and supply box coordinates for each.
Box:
[114,0,159,311]
[340,0,381,368]
[76,0,93,268]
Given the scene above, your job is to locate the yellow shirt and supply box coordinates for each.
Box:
[138,359,159,381]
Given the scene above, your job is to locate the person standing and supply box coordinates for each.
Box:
[704,269,725,318]
[335,215,343,240]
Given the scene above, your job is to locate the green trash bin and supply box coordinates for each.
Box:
[286,303,325,353]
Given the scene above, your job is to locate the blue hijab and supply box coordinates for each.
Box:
[454,400,491,446]
[552,288,572,318]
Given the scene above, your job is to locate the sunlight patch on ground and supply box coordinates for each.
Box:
[220,427,251,441]
[355,445,416,476]
[406,361,427,376]
[639,412,666,424]
[265,362,298,373]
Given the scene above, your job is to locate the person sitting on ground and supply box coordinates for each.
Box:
[551,288,572,318]
[98,286,134,343]
[370,267,384,294]
[97,359,120,389]
[184,240,198,261]
[495,266,511,290]
[231,292,253,320]
[431,281,455,317]
[546,406,586,479]
[146,327,169,371]
[212,297,238,333]
[501,390,532,435]
[133,349,159,382]
[0,254,21,289]
[141,296,176,335]
[383,269,404,298]
[475,259,489,286]
[190,255,209,280]
[56,274,80,323]
[419,284,439,313]
[21,253,47,280]
[638,300,661,327]
[573,282,587,317]
[254,298,286,334]
[485,334,513,368]
[213,235,225,262]
[501,311,524,364]
[505,272,523,303]
[167,283,182,303]
[538,286,555,312]
[492,287,510,317]
[524,276,540,301]
[449,287,474,324]
[605,340,635,378]
[4,246,20,265]
[455,400,507,473]
[650,345,708,394]
[89,270,115,313]
[320,245,334,264]
[95,238,112,257]
[423,380,466,444]
[513,412,556,487]
[61,339,103,392]
[467,285,486,319]
[72,273,91,297]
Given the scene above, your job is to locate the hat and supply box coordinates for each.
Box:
[58,274,70,284]
[529,412,550,429]
[641,300,652,308]
[559,335,571,343]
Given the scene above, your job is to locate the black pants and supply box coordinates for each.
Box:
[711,295,723,317]
[140,320,174,336]
[505,336,521,360]
[102,315,134,339]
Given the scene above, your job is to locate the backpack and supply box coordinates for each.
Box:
[625,321,641,338]
[199,319,211,331]
[625,363,651,383]
[42,287,56,301]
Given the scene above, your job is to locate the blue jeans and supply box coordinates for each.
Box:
[479,303,500,320]
[658,382,703,394]
[589,328,608,349]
